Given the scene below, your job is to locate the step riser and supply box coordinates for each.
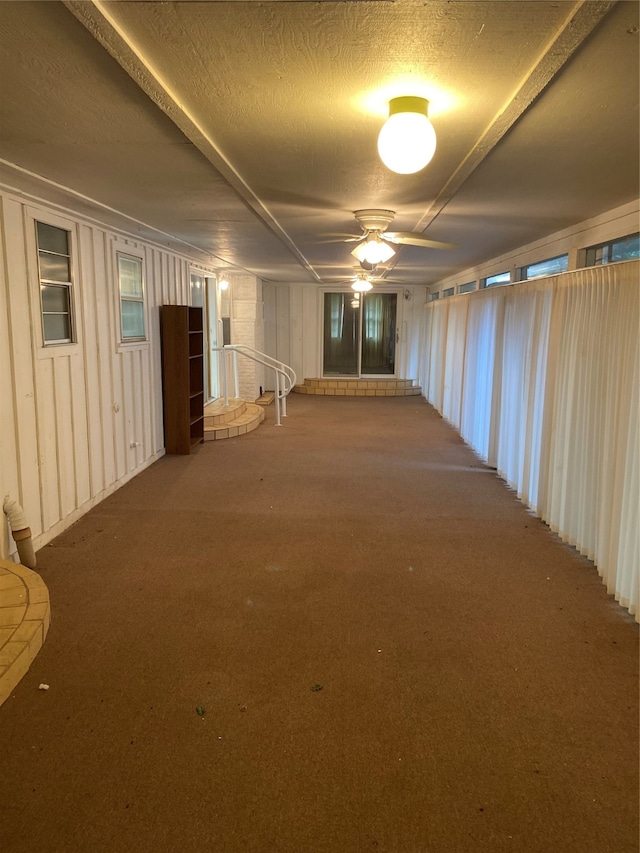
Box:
[203,398,247,428]
[293,378,422,397]
[304,379,416,389]
[295,387,421,397]
[203,403,265,441]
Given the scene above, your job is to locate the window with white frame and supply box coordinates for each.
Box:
[481,271,511,288]
[429,291,440,301]
[36,221,74,345]
[442,286,455,298]
[117,252,146,341]
[517,254,568,281]
[582,233,639,267]
[457,281,476,294]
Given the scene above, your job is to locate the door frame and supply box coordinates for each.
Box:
[190,268,220,402]
[318,286,401,379]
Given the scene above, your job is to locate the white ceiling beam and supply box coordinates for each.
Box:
[62,0,321,280]
[411,0,619,237]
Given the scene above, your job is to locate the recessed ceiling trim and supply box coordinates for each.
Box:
[62,0,322,281]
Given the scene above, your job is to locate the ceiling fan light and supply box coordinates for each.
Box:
[351,236,396,265]
[378,96,437,175]
[352,279,373,292]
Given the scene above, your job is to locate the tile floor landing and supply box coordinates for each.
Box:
[0,558,51,706]
[294,378,422,396]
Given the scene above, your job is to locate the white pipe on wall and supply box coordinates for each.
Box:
[3,497,36,569]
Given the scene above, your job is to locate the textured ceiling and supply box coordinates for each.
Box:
[0,0,638,284]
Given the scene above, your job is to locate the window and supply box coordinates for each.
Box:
[481,271,511,288]
[117,253,146,341]
[583,233,639,267]
[429,291,440,301]
[517,254,569,281]
[442,287,455,298]
[36,221,74,344]
[457,281,476,294]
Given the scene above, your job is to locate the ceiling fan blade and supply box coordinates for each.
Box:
[383,232,456,250]
[317,234,362,244]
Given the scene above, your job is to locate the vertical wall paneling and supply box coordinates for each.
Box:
[69,347,91,508]
[147,246,164,450]
[289,286,304,380]
[78,224,101,498]
[93,229,116,490]
[301,286,318,379]
[136,349,146,461]
[276,285,291,368]
[0,198,21,557]
[122,350,135,468]
[263,283,277,362]
[108,241,127,483]
[114,355,127,481]
[52,356,76,518]
[34,357,58,534]
[141,246,157,456]
[5,201,42,539]
[1,186,226,554]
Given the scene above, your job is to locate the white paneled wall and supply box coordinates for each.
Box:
[264,283,424,382]
[0,189,215,560]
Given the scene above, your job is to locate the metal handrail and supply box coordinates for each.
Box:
[211,345,297,426]
[227,344,296,394]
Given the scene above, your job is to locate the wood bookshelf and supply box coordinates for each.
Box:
[160,305,205,454]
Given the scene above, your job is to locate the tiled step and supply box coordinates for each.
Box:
[203,399,265,441]
[255,391,275,407]
[0,558,51,707]
[293,378,422,397]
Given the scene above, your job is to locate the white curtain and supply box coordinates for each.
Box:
[442,298,469,427]
[422,261,639,619]
[460,291,501,462]
[421,300,449,413]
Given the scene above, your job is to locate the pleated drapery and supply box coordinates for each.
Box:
[420,261,639,618]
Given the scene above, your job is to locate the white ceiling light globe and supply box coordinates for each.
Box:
[362,237,395,265]
[351,236,396,265]
[377,96,437,175]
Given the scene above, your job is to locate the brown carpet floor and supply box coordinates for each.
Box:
[1,395,638,853]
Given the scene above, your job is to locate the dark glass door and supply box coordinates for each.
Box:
[323,291,397,376]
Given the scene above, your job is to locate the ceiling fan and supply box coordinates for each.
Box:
[333,269,408,292]
[342,209,455,265]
